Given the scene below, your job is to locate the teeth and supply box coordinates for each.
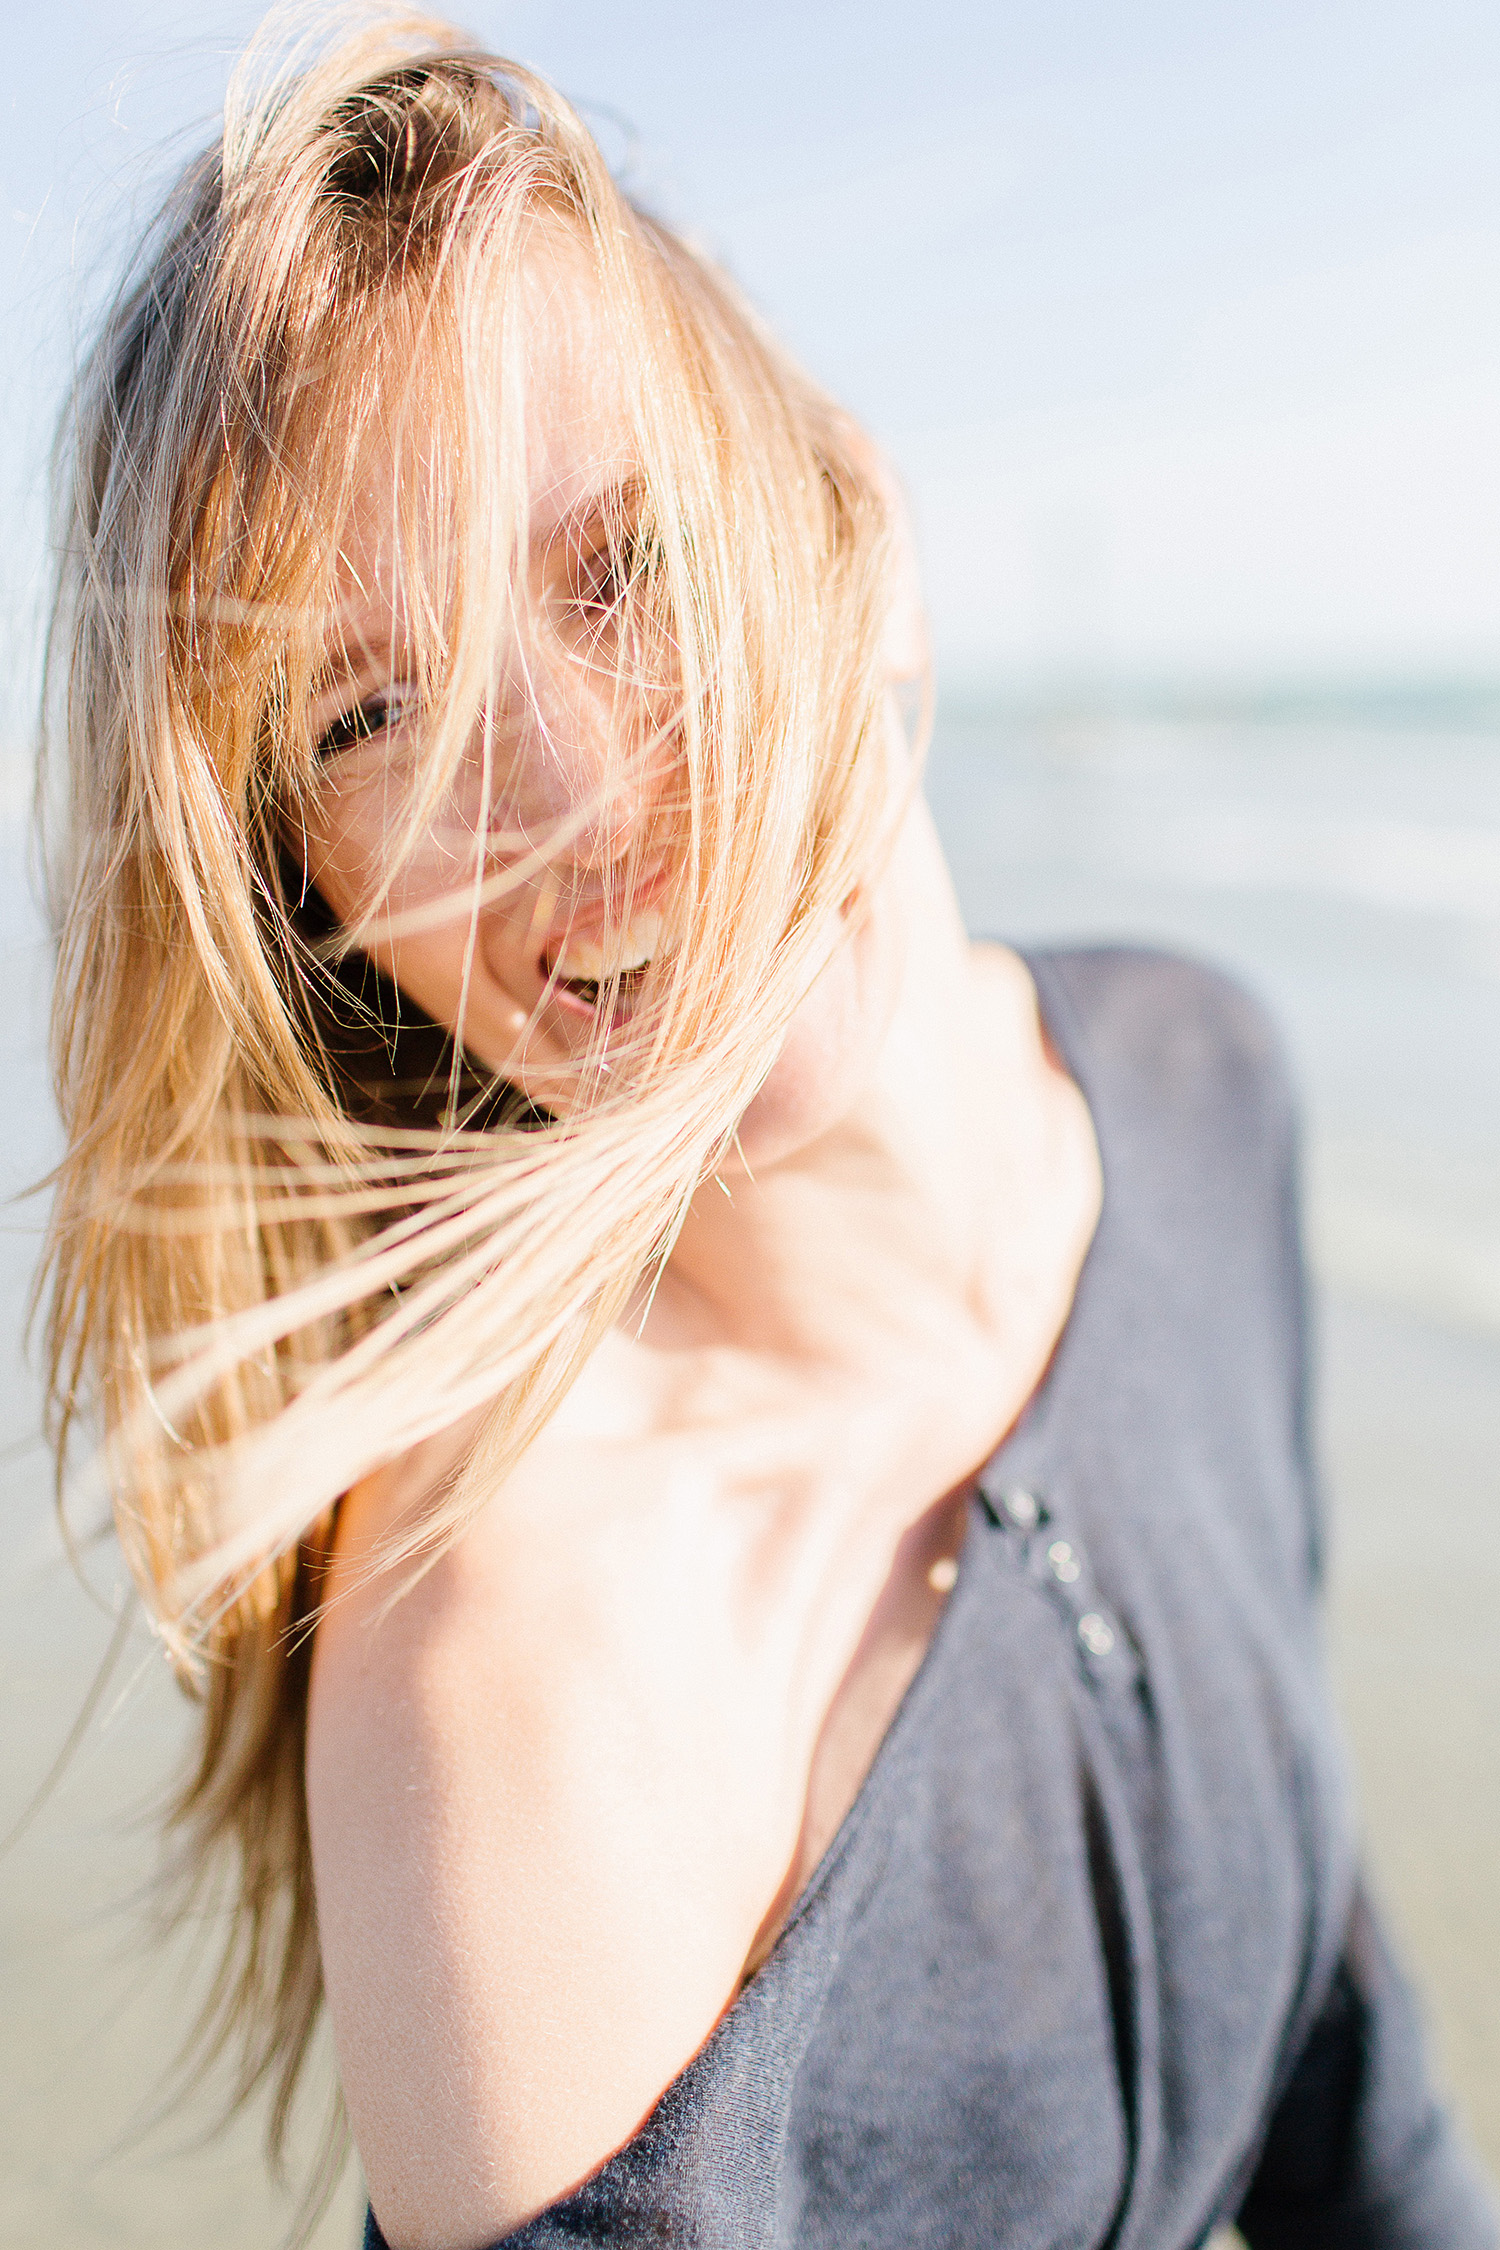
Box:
[553,908,663,985]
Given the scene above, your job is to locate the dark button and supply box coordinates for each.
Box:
[981,1481,1044,1531]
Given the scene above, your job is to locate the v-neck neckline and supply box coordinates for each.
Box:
[733,942,1109,1991]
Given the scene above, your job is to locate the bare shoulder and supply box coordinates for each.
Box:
[306,1443,781,2250]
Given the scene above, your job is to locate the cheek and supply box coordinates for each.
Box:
[303,756,435,923]
[300,766,518,1041]
[304,746,514,961]
[302,767,615,1100]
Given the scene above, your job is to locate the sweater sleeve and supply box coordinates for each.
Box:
[1236,1885,1498,2250]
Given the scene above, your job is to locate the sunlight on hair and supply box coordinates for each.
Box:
[36,0,914,2194]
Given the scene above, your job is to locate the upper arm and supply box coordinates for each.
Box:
[1236,1886,1498,2248]
[306,1468,767,2250]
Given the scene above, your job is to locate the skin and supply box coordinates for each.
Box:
[303,242,1102,2250]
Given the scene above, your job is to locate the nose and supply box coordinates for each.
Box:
[490,649,659,874]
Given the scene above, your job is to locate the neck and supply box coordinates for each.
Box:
[647,804,1053,1370]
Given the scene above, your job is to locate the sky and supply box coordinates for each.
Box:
[4,0,1500,702]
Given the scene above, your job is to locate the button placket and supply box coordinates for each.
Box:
[1046,1537,1082,1584]
[977,1476,1139,1693]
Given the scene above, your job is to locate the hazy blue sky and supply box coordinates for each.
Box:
[5,0,1500,695]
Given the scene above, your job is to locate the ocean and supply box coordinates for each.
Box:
[1,708,1496,2243]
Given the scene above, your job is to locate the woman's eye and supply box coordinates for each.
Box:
[571,521,660,625]
[314,689,412,762]
[575,544,624,619]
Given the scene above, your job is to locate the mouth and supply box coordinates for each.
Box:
[542,907,664,1023]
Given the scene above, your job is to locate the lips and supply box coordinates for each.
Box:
[543,906,663,1016]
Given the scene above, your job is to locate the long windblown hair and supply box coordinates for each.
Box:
[37,0,901,2190]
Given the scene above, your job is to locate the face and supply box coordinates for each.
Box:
[299,235,899,1171]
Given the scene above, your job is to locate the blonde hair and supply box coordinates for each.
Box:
[38,1,901,2188]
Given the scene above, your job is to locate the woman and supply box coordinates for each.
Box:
[39,13,1497,2249]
